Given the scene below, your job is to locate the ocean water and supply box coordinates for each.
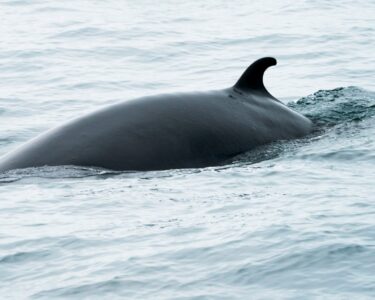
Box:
[1,0,375,299]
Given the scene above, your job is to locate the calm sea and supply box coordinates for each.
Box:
[0,1,374,299]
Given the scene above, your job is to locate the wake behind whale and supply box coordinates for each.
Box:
[0,57,312,173]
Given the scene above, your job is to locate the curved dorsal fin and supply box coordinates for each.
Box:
[234,57,277,96]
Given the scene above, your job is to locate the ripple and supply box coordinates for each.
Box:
[0,250,52,264]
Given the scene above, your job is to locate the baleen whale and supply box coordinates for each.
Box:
[0,57,312,172]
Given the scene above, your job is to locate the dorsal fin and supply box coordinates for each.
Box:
[234,57,277,96]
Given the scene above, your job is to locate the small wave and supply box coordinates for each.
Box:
[231,139,304,167]
[0,250,52,264]
[33,278,146,299]
[51,27,117,39]
[0,162,198,182]
[283,86,375,164]
[289,86,375,128]
[0,165,120,183]
[213,242,371,287]
[1,0,38,6]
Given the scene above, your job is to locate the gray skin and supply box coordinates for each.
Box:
[0,57,312,172]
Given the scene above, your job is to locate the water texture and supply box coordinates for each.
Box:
[0,1,375,299]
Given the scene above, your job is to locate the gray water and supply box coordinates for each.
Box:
[1,1,375,299]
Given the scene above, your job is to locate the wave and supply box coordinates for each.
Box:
[289,86,375,128]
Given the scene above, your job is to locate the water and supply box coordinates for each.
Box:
[1,1,375,299]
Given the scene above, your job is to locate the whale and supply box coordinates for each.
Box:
[0,57,312,172]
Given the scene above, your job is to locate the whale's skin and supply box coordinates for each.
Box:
[0,57,312,172]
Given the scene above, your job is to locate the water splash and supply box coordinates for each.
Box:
[290,86,375,127]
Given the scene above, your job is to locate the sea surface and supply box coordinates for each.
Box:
[1,1,375,299]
